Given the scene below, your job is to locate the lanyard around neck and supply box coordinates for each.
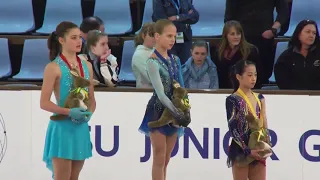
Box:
[172,0,180,13]
[60,54,84,77]
[154,49,177,81]
[236,88,262,120]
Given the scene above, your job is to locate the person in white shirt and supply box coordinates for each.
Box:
[79,30,118,87]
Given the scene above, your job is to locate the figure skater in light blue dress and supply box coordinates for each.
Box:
[138,19,188,180]
[40,21,96,180]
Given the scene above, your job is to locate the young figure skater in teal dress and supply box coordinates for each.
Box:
[138,19,188,180]
[40,21,96,180]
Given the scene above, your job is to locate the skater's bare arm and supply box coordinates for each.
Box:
[40,62,70,115]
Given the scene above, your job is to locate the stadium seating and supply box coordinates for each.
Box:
[138,0,153,33]
[118,40,136,83]
[0,1,35,33]
[37,0,82,34]
[12,39,49,80]
[0,39,12,78]
[94,0,133,35]
[191,0,225,36]
[285,0,319,36]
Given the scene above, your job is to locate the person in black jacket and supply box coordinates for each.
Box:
[224,0,289,84]
[274,20,320,90]
[212,21,261,89]
[152,0,199,64]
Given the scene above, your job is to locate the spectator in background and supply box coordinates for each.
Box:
[274,20,320,90]
[225,0,289,84]
[182,40,219,89]
[79,30,119,87]
[80,16,105,49]
[213,21,260,89]
[132,22,155,88]
[79,16,117,63]
[152,0,199,64]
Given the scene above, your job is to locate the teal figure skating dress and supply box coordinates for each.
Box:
[138,50,185,138]
[43,55,92,177]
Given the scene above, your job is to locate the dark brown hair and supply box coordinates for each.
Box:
[230,60,256,93]
[85,30,108,54]
[47,21,78,61]
[80,16,104,33]
[192,40,208,52]
[218,20,254,61]
[289,19,320,50]
[134,22,155,47]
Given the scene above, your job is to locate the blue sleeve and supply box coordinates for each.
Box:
[146,58,183,118]
[226,96,251,156]
[177,3,200,24]
[152,0,168,21]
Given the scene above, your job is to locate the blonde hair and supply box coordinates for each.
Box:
[218,20,254,60]
[154,19,175,35]
[134,22,155,47]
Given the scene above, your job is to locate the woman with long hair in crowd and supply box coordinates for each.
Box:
[226,60,271,180]
[41,21,96,180]
[138,19,189,180]
[213,20,261,89]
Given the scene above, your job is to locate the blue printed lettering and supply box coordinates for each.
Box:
[90,126,279,162]
[140,128,278,162]
[213,128,220,159]
[299,129,320,162]
[183,128,209,159]
[90,125,120,157]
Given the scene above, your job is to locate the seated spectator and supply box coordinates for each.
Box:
[182,40,219,89]
[274,20,320,90]
[79,30,119,87]
[79,16,117,62]
[79,16,104,52]
[212,20,260,89]
[132,22,155,88]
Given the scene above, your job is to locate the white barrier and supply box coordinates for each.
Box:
[0,91,319,180]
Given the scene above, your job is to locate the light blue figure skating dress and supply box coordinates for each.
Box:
[43,56,92,177]
[138,50,185,138]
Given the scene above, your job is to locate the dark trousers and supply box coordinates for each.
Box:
[170,40,192,65]
[246,36,275,85]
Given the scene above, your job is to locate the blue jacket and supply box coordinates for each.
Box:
[152,0,199,41]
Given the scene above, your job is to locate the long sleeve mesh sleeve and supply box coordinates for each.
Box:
[146,59,184,119]
[226,96,251,155]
